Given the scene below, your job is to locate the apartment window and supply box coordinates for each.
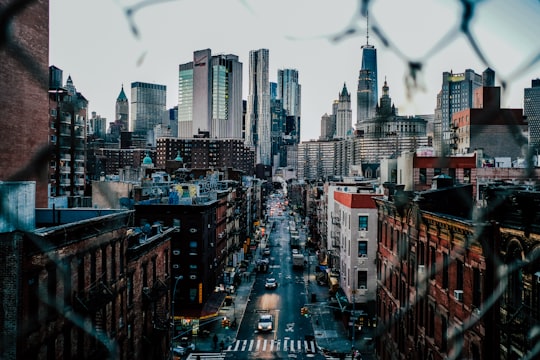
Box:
[127,273,134,307]
[456,259,464,290]
[358,270,367,289]
[442,253,449,289]
[473,267,481,308]
[358,215,368,230]
[441,316,448,351]
[358,241,368,257]
[419,168,427,184]
[430,247,436,280]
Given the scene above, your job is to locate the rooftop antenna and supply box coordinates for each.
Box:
[366,9,370,46]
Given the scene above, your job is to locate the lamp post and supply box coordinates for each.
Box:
[170,275,182,360]
[351,266,358,357]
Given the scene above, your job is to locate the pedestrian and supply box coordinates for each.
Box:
[212,334,218,349]
[220,340,225,352]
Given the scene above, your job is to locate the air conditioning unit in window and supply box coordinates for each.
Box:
[359,230,366,238]
[418,265,425,274]
[454,289,464,302]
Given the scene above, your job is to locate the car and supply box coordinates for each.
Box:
[265,278,278,289]
[257,314,273,332]
[172,337,195,356]
[292,248,299,255]
[263,247,271,256]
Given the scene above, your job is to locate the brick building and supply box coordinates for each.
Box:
[0,0,50,207]
[374,182,500,360]
[0,181,173,360]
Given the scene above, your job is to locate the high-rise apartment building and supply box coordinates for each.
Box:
[178,49,243,139]
[130,81,167,136]
[356,35,378,125]
[335,83,352,139]
[246,49,271,166]
[525,79,540,150]
[0,0,49,208]
[48,68,89,203]
[277,69,301,143]
[433,68,485,155]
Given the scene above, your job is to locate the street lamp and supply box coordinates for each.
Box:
[351,266,358,357]
[170,275,182,360]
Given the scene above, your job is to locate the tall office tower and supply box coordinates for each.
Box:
[320,113,336,140]
[0,0,49,208]
[246,49,271,166]
[178,49,243,139]
[356,26,378,125]
[116,85,129,131]
[525,79,540,150]
[48,70,89,201]
[270,82,278,100]
[277,69,301,144]
[130,81,167,136]
[433,69,483,155]
[335,83,352,139]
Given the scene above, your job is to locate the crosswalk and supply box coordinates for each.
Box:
[225,338,318,353]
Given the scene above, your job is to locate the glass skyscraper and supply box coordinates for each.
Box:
[130,82,167,136]
[356,42,378,125]
[178,49,243,139]
[246,49,271,166]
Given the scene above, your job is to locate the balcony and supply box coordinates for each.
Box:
[75,280,114,313]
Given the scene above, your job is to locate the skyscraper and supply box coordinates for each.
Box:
[246,49,271,166]
[525,79,540,150]
[433,69,484,155]
[356,28,378,125]
[335,83,352,139]
[178,49,243,139]
[130,82,167,136]
[116,85,129,132]
[277,68,301,144]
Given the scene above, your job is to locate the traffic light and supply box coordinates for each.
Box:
[221,317,231,329]
[301,307,309,317]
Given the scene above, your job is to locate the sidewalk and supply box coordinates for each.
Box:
[306,252,376,360]
[191,261,256,354]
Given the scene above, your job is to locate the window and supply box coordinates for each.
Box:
[358,241,368,257]
[419,168,427,185]
[443,253,449,289]
[358,215,368,231]
[456,259,464,290]
[358,270,367,289]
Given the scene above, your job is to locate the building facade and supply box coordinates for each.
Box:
[130,82,167,136]
[375,184,499,360]
[177,49,243,139]
[48,68,89,204]
[434,69,494,156]
[356,40,378,124]
[335,83,352,139]
[524,79,540,150]
[452,86,526,159]
[155,137,255,175]
[245,49,271,166]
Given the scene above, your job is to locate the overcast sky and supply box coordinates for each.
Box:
[49,0,540,141]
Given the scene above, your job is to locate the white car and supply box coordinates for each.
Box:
[257,314,273,332]
[265,278,278,289]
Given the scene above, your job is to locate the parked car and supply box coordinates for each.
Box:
[263,247,271,256]
[265,278,278,289]
[172,337,195,356]
[257,314,273,332]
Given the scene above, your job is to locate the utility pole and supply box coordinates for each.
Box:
[351,266,358,357]
[170,276,182,360]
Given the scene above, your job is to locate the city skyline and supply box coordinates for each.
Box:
[49,0,540,142]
